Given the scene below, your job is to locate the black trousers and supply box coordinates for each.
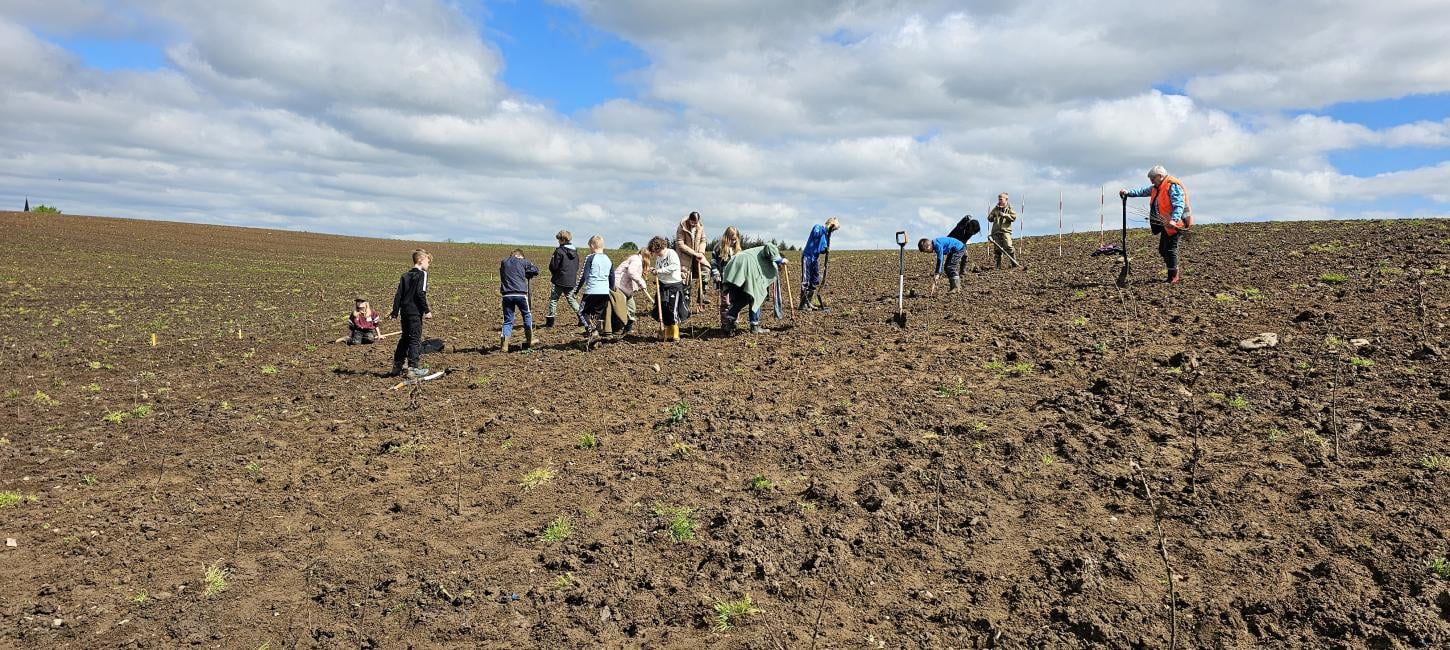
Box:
[580,294,610,331]
[393,314,423,369]
[1159,232,1181,272]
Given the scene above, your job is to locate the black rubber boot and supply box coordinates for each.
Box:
[750,324,770,334]
[544,316,555,328]
[524,326,534,348]
[948,277,960,292]
[799,288,816,311]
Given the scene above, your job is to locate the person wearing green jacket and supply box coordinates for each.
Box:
[719,243,787,335]
[987,192,1019,270]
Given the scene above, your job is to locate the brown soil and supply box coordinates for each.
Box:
[1,211,1447,649]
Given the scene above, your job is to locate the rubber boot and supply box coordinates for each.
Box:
[670,324,681,342]
[621,320,633,336]
[799,288,816,311]
[750,323,770,334]
[948,276,960,293]
[500,335,509,353]
[524,326,534,348]
[544,316,555,328]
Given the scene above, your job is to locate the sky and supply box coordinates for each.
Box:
[1,0,1448,249]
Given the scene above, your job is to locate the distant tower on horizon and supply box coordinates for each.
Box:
[24,197,29,212]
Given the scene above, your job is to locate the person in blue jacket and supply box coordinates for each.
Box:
[497,249,539,352]
[798,217,839,310]
[917,236,966,294]
[573,235,615,343]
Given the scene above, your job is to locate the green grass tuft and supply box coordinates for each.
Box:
[653,504,696,542]
[712,594,762,632]
[540,516,573,542]
[202,564,228,597]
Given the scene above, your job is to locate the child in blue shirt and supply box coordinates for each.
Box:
[798,217,839,310]
[918,236,966,294]
[573,235,614,343]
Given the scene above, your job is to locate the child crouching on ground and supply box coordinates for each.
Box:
[574,235,614,344]
[348,298,381,345]
[498,248,539,352]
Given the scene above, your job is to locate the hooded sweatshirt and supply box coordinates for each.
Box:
[720,244,784,313]
[549,243,579,288]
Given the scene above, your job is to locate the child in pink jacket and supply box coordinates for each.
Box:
[612,250,649,336]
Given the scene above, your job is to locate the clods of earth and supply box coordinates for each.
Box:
[1,212,1448,648]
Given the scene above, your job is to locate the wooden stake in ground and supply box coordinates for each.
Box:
[1099,185,1106,246]
[1058,190,1064,258]
[1019,196,1027,257]
[783,262,796,319]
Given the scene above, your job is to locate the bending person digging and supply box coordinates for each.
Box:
[918,236,966,294]
[720,243,788,335]
[798,217,839,311]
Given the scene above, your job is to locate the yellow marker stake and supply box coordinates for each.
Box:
[150,333,157,347]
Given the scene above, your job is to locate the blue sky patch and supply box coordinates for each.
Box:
[479,0,649,114]
[1329,147,1449,177]
[47,34,167,70]
[1320,92,1450,129]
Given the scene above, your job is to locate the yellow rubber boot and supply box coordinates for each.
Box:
[670,324,681,341]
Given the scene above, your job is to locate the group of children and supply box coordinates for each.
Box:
[351,173,1187,376]
[347,216,845,373]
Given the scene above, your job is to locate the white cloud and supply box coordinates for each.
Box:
[0,2,1446,252]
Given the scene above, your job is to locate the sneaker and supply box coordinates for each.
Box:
[408,367,430,378]
[1167,269,1180,284]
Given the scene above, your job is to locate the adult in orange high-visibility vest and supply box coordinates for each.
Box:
[1120,165,1192,284]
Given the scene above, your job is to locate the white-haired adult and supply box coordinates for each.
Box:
[1120,165,1193,284]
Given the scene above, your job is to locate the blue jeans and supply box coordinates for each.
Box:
[501,294,532,338]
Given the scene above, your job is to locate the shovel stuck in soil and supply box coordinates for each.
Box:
[892,230,908,327]
[1115,195,1132,288]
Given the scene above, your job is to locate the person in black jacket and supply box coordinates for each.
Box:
[498,249,539,353]
[946,213,980,276]
[545,230,582,328]
[389,249,433,377]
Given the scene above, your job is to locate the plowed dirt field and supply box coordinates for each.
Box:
[2,211,1447,648]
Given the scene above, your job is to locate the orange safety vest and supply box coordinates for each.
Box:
[1150,176,1193,236]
